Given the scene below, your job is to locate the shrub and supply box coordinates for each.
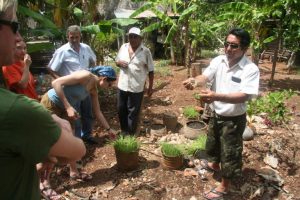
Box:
[247,89,295,126]
[155,60,172,77]
[200,49,219,59]
[161,143,183,157]
[112,135,140,153]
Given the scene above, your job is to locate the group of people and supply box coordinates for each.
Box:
[0,0,260,200]
[0,2,154,199]
[0,1,85,199]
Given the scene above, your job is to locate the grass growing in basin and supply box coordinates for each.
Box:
[161,143,183,157]
[183,106,200,119]
[185,134,207,155]
[112,135,140,153]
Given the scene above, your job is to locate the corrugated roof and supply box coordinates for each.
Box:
[114,8,178,19]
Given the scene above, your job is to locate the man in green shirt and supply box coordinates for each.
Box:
[0,1,86,199]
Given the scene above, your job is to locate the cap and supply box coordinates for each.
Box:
[89,66,116,80]
[128,27,142,37]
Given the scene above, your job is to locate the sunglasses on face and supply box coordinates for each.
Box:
[0,19,19,34]
[224,42,240,49]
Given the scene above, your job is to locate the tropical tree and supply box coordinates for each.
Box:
[217,0,297,86]
[131,0,227,77]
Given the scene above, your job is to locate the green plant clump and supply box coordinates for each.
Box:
[185,135,207,155]
[183,106,200,119]
[247,89,295,125]
[200,49,219,59]
[112,135,140,153]
[193,93,202,100]
[161,143,183,157]
[155,60,172,77]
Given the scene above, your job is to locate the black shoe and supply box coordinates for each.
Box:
[82,137,98,145]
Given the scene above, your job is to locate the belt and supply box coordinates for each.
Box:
[214,112,246,120]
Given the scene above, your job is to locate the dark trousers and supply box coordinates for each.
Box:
[74,95,93,138]
[117,89,144,135]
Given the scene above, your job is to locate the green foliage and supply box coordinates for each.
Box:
[18,5,62,39]
[183,106,200,119]
[112,135,140,153]
[81,21,119,65]
[26,42,55,54]
[247,90,295,125]
[73,7,83,20]
[155,60,172,77]
[110,18,139,27]
[161,143,183,157]
[185,135,207,156]
[200,49,219,59]
[193,93,201,100]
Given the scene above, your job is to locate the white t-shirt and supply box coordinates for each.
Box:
[203,55,260,116]
[116,43,154,93]
[48,42,96,76]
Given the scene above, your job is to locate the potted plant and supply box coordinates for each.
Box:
[185,134,207,158]
[161,143,184,170]
[183,106,200,120]
[112,135,141,171]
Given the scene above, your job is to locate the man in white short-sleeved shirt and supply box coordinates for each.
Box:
[203,54,259,116]
[183,28,259,200]
[48,26,96,78]
[48,42,96,76]
[116,27,154,135]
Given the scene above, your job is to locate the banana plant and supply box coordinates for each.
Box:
[130,0,226,76]
[81,19,138,65]
[218,0,300,86]
[130,0,198,68]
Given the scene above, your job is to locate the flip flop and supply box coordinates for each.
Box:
[40,186,61,200]
[203,188,227,200]
[200,159,219,173]
[70,172,92,182]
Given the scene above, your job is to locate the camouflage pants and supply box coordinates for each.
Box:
[205,112,246,179]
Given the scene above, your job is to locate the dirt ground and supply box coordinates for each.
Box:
[50,59,300,200]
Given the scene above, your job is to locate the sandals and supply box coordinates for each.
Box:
[40,186,61,200]
[204,188,228,200]
[200,159,219,173]
[70,172,92,182]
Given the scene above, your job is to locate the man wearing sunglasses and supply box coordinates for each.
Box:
[183,28,259,200]
[116,27,154,135]
[0,1,86,199]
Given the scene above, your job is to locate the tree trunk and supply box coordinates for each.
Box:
[294,50,300,66]
[251,30,260,66]
[269,28,283,87]
[269,47,278,87]
[170,42,176,65]
[184,19,190,78]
